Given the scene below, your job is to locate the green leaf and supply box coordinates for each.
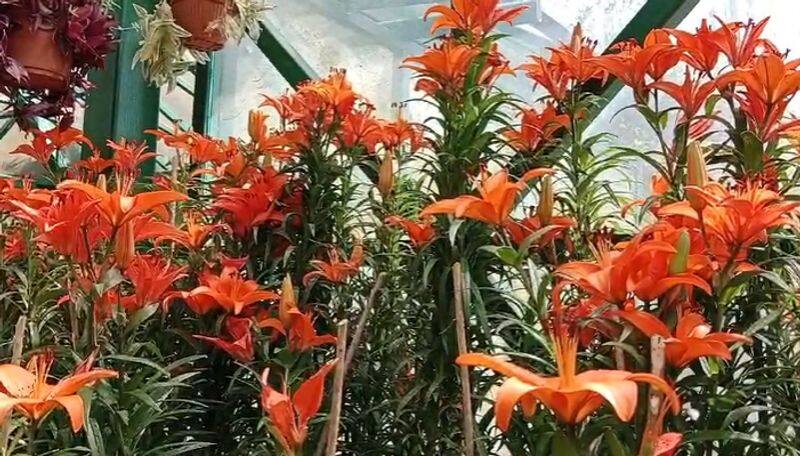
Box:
[552,431,581,456]
[125,303,160,337]
[480,245,522,267]
[604,430,630,456]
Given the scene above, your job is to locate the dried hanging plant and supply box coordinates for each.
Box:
[224,0,273,42]
[133,0,270,88]
[132,1,206,89]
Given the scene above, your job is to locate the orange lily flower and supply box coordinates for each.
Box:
[423,0,527,39]
[160,212,220,250]
[164,265,234,315]
[664,184,800,265]
[557,230,711,304]
[260,362,337,456]
[1,230,26,262]
[421,168,553,226]
[594,40,677,99]
[385,216,436,248]
[10,190,106,263]
[716,54,800,106]
[668,19,723,73]
[195,317,254,362]
[654,433,683,456]
[146,124,195,152]
[12,126,91,165]
[257,276,335,351]
[57,179,188,266]
[121,254,187,313]
[504,215,575,249]
[548,24,607,85]
[650,68,716,119]
[73,150,115,175]
[709,17,776,68]
[341,109,383,154]
[642,29,683,81]
[521,55,571,101]
[265,311,338,352]
[1,179,53,214]
[379,115,425,153]
[403,39,480,96]
[456,329,680,428]
[188,134,229,164]
[108,139,158,176]
[615,308,751,367]
[303,242,364,286]
[190,266,279,315]
[0,352,117,432]
[504,104,570,154]
[213,171,289,238]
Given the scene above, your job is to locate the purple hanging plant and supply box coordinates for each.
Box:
[0,0,117,129]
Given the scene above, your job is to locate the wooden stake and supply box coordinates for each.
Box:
[453,263,475,456]
[11,315,26,365]
[345,272,387,371]
[325,320,348,456]
[639,335,666,456]
[2,316,26,454]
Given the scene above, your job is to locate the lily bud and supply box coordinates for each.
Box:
[248,110,266,144]
[668,230,691,275]
[378,151,394,198]
[686,142,708,210]
[537,174,554,225]
[569,23,583,52]
[279,275,295,326]
[114,222,135,268]
[96,173,107,192]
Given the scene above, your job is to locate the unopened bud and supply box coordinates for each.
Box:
[378,151,394,198]
[669,230,691,275]
[248,110,266,143]
[686,142,708,187]
[279,275,295,326]
[569,23,583,52]
[96,173,107,192]
[686,142,708,211]
[537,174,554,225]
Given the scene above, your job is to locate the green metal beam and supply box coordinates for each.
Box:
[83,0,160,174]
[595,0,700,102]
[192,55,217,134]
[256,21,317,89]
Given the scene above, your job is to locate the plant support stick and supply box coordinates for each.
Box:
[453,263,475,456]
[325,320,348,456]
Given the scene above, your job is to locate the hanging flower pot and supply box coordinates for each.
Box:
[170,0,228,52]
[5,18,72,92]
[0,2,115,128]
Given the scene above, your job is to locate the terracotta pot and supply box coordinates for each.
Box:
[6,20,72,92]
[171,0,228,52]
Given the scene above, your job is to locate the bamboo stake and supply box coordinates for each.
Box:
[11,316,26,365]
[315,274,387,456]
[344,272,387,371]
[325,320,348,456]
[639,335,666,456]
[2,316,26,455]
[453,263,475,456]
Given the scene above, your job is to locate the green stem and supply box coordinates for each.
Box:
[26,422,36,456]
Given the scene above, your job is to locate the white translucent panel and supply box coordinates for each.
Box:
[210,37,293,139]
[264,0,647,118]
[160,73,196,131]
